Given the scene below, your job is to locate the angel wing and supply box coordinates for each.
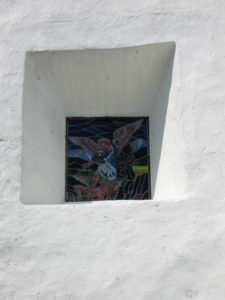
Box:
[113,119,143,154]
[68,137,98,156]
[67,148,92,160]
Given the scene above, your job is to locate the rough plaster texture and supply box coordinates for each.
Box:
[0,0,225,299]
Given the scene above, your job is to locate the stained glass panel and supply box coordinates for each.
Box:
[66,117,151,201]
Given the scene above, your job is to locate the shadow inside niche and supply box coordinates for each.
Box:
[22,42,175,204]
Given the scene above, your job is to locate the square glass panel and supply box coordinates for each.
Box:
[66,117,151,201]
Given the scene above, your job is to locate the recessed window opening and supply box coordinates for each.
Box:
[21,42,182,204]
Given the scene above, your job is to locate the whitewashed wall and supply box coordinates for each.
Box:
[0,1,225,299]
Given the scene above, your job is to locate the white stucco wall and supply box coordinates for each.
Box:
[1,1,225,299]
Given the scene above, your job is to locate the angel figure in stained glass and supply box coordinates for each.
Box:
[69,119,147,200]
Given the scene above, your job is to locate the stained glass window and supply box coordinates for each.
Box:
[66,117,151,201]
